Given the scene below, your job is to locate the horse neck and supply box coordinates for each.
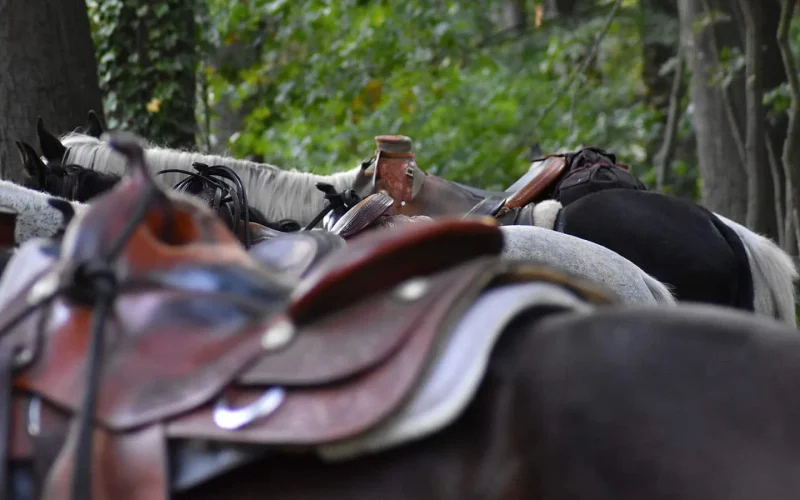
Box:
[65,143,362,226]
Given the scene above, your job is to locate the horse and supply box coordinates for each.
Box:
[2,132,800,500]
[34,121,361,227]
[354,136,799,326]
[17,140,119,202]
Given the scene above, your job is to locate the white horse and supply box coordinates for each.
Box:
[0,179,84,243]
[500,223,675,305]
[58,132,360,226]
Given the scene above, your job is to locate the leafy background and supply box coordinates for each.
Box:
[84,0,800,197]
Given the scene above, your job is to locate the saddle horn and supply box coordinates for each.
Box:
[107,132,153,184]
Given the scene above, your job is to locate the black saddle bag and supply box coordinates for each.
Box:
[555,147,647,206]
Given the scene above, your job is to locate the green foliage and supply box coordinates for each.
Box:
[87,0,202,149]
[201,0,675,190]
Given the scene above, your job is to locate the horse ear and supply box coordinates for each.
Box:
[16,141,47,180]
[37,117,67,162]
[86,110,104,138]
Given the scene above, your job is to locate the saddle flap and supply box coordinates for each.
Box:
[289,218,503,323]
[239,259,468,385]
[167,258,500,445]
[330,192,394,239]
[15,288,289,430]
[503,155,567,210]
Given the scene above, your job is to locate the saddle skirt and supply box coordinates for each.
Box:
[0,154,615,500]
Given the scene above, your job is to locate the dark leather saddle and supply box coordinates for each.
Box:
[351,135,569,225]
[0,134,614,500]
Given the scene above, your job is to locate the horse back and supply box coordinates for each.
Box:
[559,189,753,308]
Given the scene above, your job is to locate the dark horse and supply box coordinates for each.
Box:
[2,133,800,500]
[355,136,798,324]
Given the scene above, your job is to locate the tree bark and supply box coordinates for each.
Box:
[640,0,680,113]
[777,0,800,254]
[737,0,774,235]
[0,0,103,182]
[678,0,748,222]
[655,47,685,191]
[502,0,528,34]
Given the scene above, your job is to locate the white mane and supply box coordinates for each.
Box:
[60,132,361,225]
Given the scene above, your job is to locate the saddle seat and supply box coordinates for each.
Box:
[353,135,567,223]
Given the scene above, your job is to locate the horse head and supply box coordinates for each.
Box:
[37,112,104,165]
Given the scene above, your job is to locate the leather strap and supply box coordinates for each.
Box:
[0,207,17,249]
[464,196,506,218]
[330,192,395,239]
[43,424,170,500]
[0,348,13,500]
[503,156,567,210]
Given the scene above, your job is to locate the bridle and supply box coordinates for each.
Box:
[0,133,170,500]
[156,162,253,247]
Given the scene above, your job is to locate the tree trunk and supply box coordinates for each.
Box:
[640,0,680,113]
[678,0,749,223]
[502,0,528,34]
[0,0,103,182]
[737,0,774,235]
[761,0,790,241]
[205,37,263,155]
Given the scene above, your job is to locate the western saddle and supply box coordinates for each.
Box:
[350,135,569,225]
[0,133,613,500]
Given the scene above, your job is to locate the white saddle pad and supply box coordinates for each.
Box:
[317,280,593,461]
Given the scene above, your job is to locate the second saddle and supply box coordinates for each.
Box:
[351,135,641,225]
[0,134,614,500]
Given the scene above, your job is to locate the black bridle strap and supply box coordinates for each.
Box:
[156,166,251,247]
[192,164,251,248]
[0,347,14,500]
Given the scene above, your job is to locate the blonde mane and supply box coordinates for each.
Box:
[60,132,361,225]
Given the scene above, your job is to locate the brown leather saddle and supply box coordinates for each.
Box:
[0,133,614,500]
[351,135,568,225]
